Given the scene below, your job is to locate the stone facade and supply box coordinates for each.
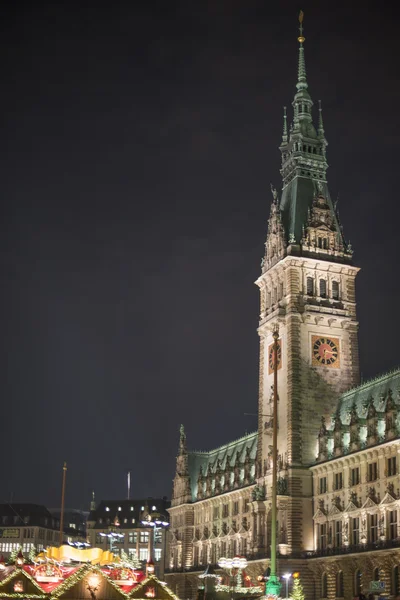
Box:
[165,20,400,600]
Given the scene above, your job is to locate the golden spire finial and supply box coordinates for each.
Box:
[298,10,305,43]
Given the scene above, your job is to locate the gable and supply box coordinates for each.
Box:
[0,567,47,597]
[361,497,378,510]
[129,576,179,600]
[52,566,127,600]
[343,501,358,513]
[327,505,342,518]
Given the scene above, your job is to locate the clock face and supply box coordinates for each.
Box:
[268,339,282,374]
[311,335,340,368]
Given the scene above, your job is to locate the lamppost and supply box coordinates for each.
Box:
[99,530,125,553]
[141,514,169,577]
[265,324,282,598]
[283,573,292,600]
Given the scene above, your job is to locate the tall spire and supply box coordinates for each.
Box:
[296,11,307,92]
[90,490,96,511]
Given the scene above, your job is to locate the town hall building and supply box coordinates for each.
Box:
[165,18,400,600]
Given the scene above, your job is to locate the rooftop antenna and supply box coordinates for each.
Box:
[127,471,131,500]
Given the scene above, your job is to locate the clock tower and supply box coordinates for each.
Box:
[255,19,360,555]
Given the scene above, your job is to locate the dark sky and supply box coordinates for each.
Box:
[1,1,400,510]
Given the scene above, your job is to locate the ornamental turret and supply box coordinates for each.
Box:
[171,424,192,506]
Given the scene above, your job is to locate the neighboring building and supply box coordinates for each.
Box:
[165,18,400,600]
[0,504,60,556]
[86,497,170,578]
[49,508,88,544]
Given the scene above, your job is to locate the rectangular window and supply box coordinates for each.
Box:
[368,462,378,482]
[213,506,219,520]
[318,523,327,550]
[320,279,327,298]
[128,548,137,558]
[139,547,148,561]
[388,510,397,540]
[387,456,397,477]
[352,517,360,545]
[332,281,339,300]
[369,514,378,542]
[319,477,327,494]
[128,532,137,544]
[306,277,314,296]
[335,520,342,547]
[350,467,360,486]
[334,472,343,490]
[154,548,162,561]
[222,504,229,518]
[139,531,149,543]
[233,501,239,516]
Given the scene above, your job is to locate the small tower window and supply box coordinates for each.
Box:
[332,281,339,300]
[306,277,314,296]
[320,279,327,298]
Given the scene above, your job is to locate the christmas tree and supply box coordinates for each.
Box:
[120,549,142,570]
[7,545,21,565]
[28,545,37,563]
[290,575,305,600]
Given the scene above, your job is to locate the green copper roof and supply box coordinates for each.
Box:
[188,431,258,501]
[335,369,400,423]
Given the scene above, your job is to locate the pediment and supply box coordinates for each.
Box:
[344,501,358,513]
[313,508,326,519]
[361,497,378,510]
[328,505,342,517]
[380,492,396,505]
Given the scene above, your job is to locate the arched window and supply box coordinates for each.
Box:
[336,571,344,598]
[332,280,339,300]
[392,566,399,596]
[307,277,314,296]
[354,569,362,596]
[320,279,327,298]
[373,567,380,581]
[321,573,328,599]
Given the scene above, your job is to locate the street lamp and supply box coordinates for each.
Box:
[282,573,292,600]
[141,514,169,576]
[99,531,124,553]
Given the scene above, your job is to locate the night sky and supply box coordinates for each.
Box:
[1,1,400,510]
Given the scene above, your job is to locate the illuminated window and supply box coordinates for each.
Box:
[14,581,24,592]
[369,514,378,542]
[130,506,134,511]
[118,506,122,511]
[152,505,156,511]
[140,531,149,543]
[141,506,144,511]
[105,507,110,512]
[131,518,135,524]
[128,532,137,544]
[124,518,127,524]
[154,549,162,561]
[139,547,148,561]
